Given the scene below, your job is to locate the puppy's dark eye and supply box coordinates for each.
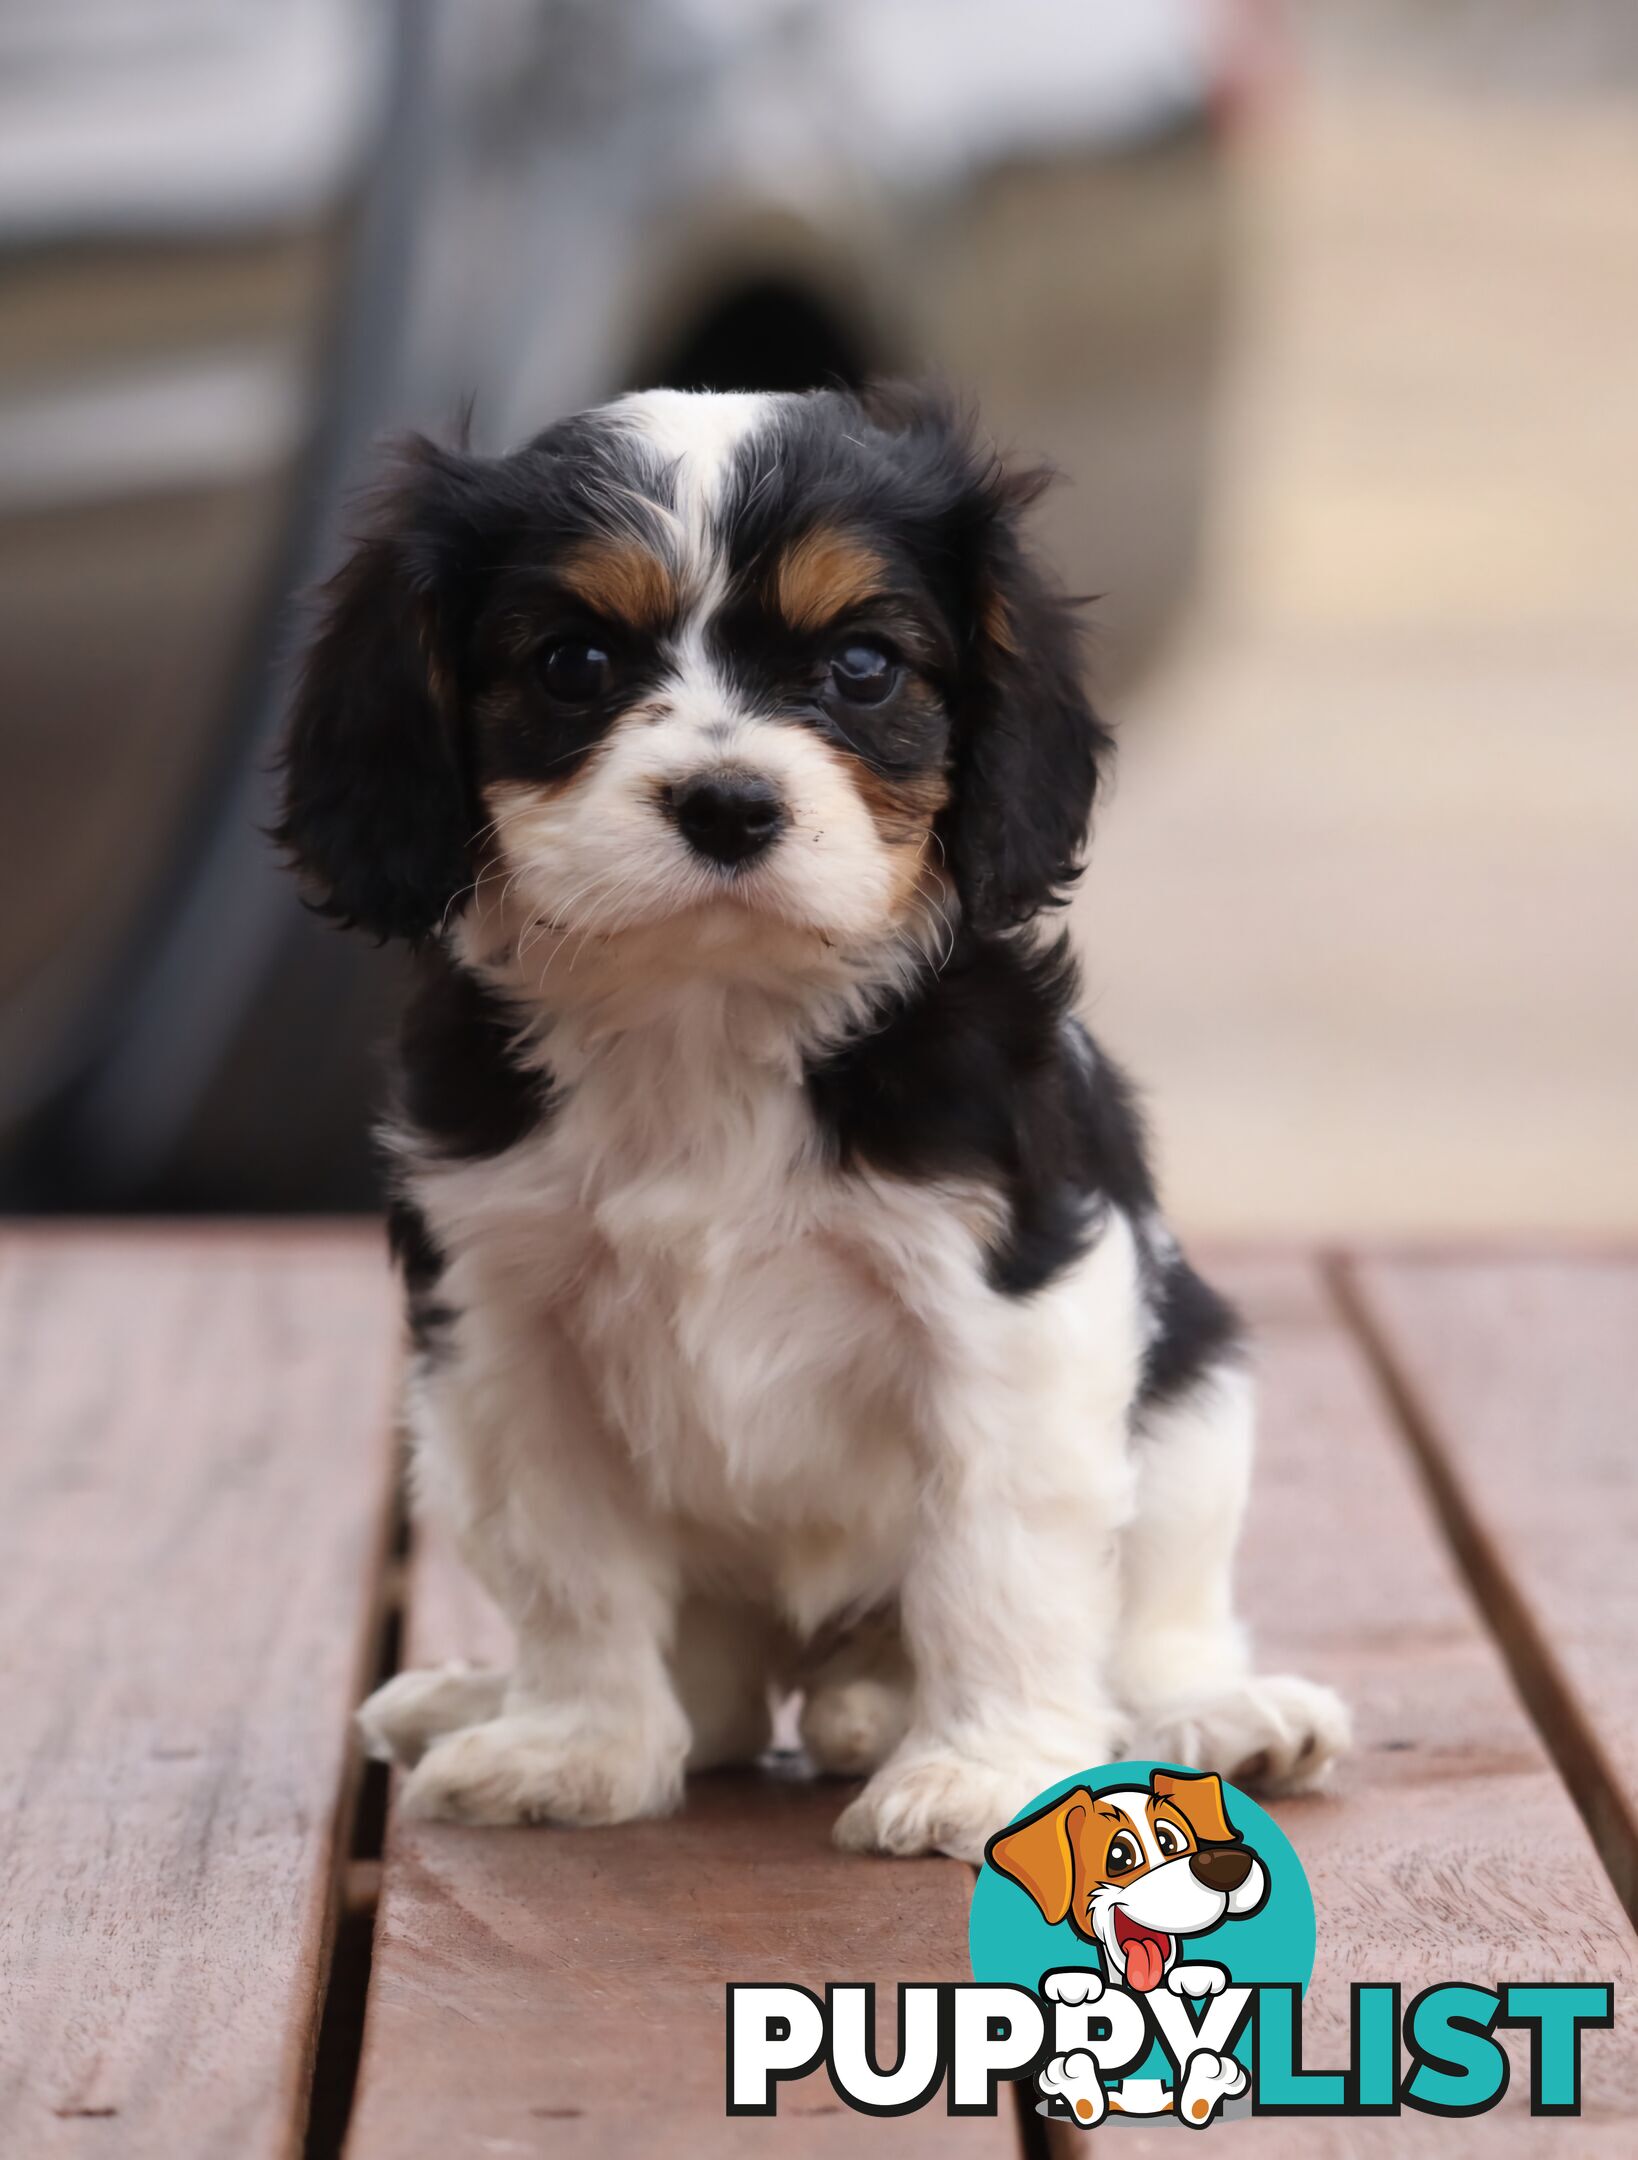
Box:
[542,637,613,706]
[1154,1821,1186,1857]
[828,640,898,706]
[1106,1834,1141,1875]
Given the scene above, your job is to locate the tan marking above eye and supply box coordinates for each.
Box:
[773,527,893,633]
[980,583,1018,658]
[557,540,677,632]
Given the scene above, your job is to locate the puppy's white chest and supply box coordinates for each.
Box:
[564,1137,912,1512]
[483,1060,926,1554]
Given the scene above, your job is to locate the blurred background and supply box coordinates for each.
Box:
[1,0,1633,1236]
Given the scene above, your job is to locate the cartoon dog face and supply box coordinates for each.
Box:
[986,1770,1268,1994]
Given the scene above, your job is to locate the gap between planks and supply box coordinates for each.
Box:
[301,1474,411,2160]
[1327,1255,1638,1934]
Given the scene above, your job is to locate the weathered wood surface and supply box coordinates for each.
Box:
[0,1229,400,2159]
[1343,1254,1638,1919]
[1045,1256,1638,2156]
[344,1523,1016,2157]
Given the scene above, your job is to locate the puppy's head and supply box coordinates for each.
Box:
[276,387,1109,983]
[986,1771,1268,1992]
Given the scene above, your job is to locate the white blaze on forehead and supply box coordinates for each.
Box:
[607,389,782,730]
[1096,1790,1163,1868]
[611,388,778,591]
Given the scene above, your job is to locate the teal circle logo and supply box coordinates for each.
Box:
[969,1761,1314,2121]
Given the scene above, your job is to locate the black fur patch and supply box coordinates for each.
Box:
[385,1190,454,1352]
[383,954,553,1348]
[806,933,1106,1292]
[806,932,1240,1404]
[393,951,551,1160]
[1140,1254,1243,1415]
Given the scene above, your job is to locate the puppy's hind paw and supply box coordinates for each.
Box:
[357,1664,508,1768]
[1145,1674,1350,1795]
[801,1676,910,1777]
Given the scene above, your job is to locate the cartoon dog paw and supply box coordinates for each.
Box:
[1044,1968,1105,2008]
[1038,2050,1107,2129]
[1168,1963,1229,2000]
[1176,2049,1248,2128]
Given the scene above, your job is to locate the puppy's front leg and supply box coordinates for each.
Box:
[836,1245,1142,1862]
[394,1321,690,1828]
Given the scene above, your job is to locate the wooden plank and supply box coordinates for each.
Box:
[1044,1257,1638,2155]
[1340,1254,1638,1917]
[347,1526,1017,2157]
[0,1228,400,2158]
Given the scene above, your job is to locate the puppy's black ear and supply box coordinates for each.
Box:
[945,464,1112,935]
[275,437,488,942]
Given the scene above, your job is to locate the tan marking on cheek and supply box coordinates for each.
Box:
[848,758,949,839]
[558,540,678,631]
[774,528,893,632]
[819,739,949,920]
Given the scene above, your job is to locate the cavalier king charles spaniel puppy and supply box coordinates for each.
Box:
[277,386,1347,1860]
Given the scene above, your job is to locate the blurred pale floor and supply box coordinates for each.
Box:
[1072,86,1638,1238]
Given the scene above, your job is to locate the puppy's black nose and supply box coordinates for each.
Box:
[664,771,786,866]
[1189,1846,1253,1892]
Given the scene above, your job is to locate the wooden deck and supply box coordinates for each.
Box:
[2,1228,1635,2154]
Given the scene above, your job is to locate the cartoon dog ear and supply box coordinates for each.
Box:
[943,459,1113,936]
[1151,1769,1240,1846]
[275,435,494,943]
[985,1789,1093,1925]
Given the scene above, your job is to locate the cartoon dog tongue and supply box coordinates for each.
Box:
[1114,1912,1170,1992]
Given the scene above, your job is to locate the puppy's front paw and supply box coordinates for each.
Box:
[833,1746,1101,1863]
[399,1709,687,1827]
[833,1751,1019,1861]
[1146,1674,1350,1794]
[357,1664,507,1767]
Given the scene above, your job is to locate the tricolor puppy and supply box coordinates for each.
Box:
[278,385,1347,1861]
[988,1769,1268,1992]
